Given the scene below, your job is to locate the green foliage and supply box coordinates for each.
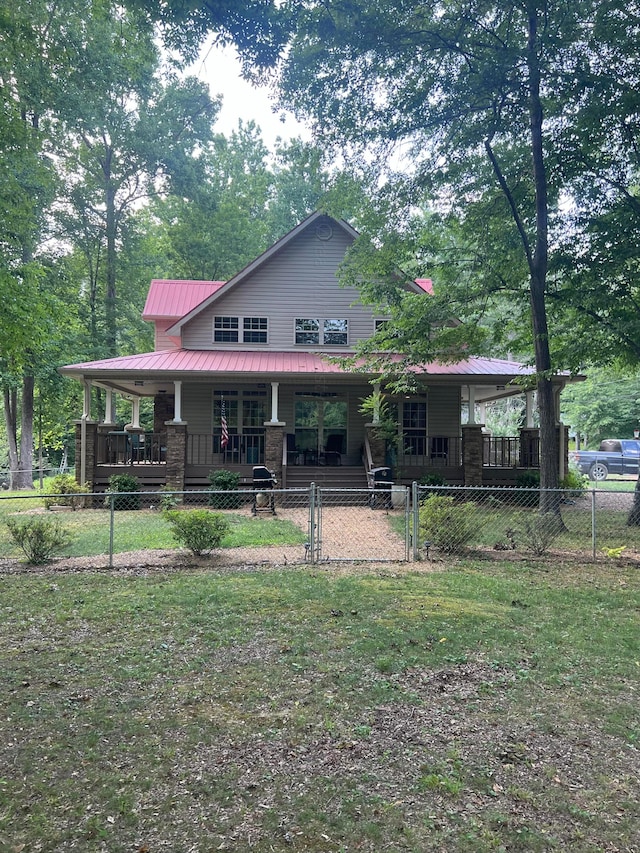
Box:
[418,495,476,554]
[517,513,564,557]
[163,509,229,556]
[208,469,243,509]
[6,515,72,564]
[106,474,141,511]
[43,474,85,510]
[561,468,588,499]
[561,369,640,447]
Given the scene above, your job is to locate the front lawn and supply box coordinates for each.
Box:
[0,559,637,851]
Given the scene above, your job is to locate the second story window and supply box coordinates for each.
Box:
[295,318,348,346]
[214,316,239,342]
[295,318,320,345]
[243,317,268,343]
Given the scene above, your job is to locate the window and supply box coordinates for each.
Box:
[295,318,319,345]
[295,318,348,346]
[403,401,427,456]
[243,317,268,344]
[324,318,348,345]
[214,316,238,342]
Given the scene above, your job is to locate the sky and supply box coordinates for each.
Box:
[191,41,309,149]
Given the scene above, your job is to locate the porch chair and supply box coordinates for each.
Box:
[321,433,343,466]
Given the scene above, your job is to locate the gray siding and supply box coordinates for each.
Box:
[428,386,461,436]
[181,224,381,350]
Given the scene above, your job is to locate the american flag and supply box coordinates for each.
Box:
[220,400,229,450]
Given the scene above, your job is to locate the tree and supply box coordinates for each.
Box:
[55,4,219,357]
[561,370,640,449]
[273,0,627,511]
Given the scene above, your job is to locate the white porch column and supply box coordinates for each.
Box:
[467,385,476,425]
[80,380,92,488]
[373,381,381,424]
[103,388,116,424]
[269,381,280,423]
[525,391,535,427]
[478,401,487,425]
[173,380,183,423]
[130,397,141,429]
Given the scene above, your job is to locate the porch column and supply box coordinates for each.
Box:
[164,421,187,494]
[467,385,476,425]
[264,423,285,485]
[525,392,535,428]
[126,397,141,430]
[462,423,484,486]
[103,388,116,425]
[373,381,381,424]
[74,419,97,496]
[268,382,285,424]
[79,380,92,489]
[173,381,183,422]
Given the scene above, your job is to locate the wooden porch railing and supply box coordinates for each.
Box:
[483,435,540,468]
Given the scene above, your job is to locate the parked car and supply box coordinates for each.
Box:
[570,439,640,481]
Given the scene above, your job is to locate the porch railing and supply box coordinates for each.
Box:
[398,435,462,469]
[187,433,265,467]
[97,432,166,465]
[483,435,540,468]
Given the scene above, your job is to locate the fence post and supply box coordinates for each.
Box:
[412,481,420,561]
[308,483,316,564]
[109,492,115,569]
[591,488,597,562]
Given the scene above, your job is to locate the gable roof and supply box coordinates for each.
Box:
[164,211,357,335]
[142,279,224,321]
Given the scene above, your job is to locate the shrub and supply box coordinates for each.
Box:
[516,470,540,488]
[105,473,141,510]
[418,495,477,554]
[43,474,85,510]
[517,512,564,556]
[163,509,229,556]
[561,467,588,499]
[6,516,72,564]
[208,469,242,509]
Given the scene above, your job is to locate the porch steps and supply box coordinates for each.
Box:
[283,465,368,490]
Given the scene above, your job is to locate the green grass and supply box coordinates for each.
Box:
[0,559,638,851]
[0,498,307,559]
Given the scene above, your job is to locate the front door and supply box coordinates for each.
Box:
[294,399,347,464]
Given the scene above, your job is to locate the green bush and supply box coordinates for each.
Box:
[105,473,141,510]
[517,512,564,556]
[208,469,242,509]
[561,467,588,499]
[6,516,72,564]
[43,474,86,510]
[418,495,477,554]
[163,509,229,556]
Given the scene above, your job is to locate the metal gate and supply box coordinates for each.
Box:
[308,485,411,563]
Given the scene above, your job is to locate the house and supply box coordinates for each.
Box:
[60,211,569,492]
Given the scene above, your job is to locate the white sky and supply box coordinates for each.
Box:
[191,41,309,149]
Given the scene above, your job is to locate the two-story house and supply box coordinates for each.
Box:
[60,211,568,492]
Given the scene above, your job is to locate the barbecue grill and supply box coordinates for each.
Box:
[368,466,393,508]
[251,465,277,515]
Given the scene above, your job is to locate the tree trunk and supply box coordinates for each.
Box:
[105,179,118,358]
[527,12,560,513]
[3,377,35,490]
[628,473,640,526]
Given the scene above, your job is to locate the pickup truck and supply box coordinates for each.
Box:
[570,439,640,481]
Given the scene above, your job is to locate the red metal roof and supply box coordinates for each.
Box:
[61,349,536,378]
[142,280,225,320]
[414,278,433,293]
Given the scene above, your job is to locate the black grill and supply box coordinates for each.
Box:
[252,466,277,515]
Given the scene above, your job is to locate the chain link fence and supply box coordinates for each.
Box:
[0,483,638,568]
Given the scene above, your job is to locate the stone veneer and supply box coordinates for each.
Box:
[164,422,187,493]
[462,424,485,486]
